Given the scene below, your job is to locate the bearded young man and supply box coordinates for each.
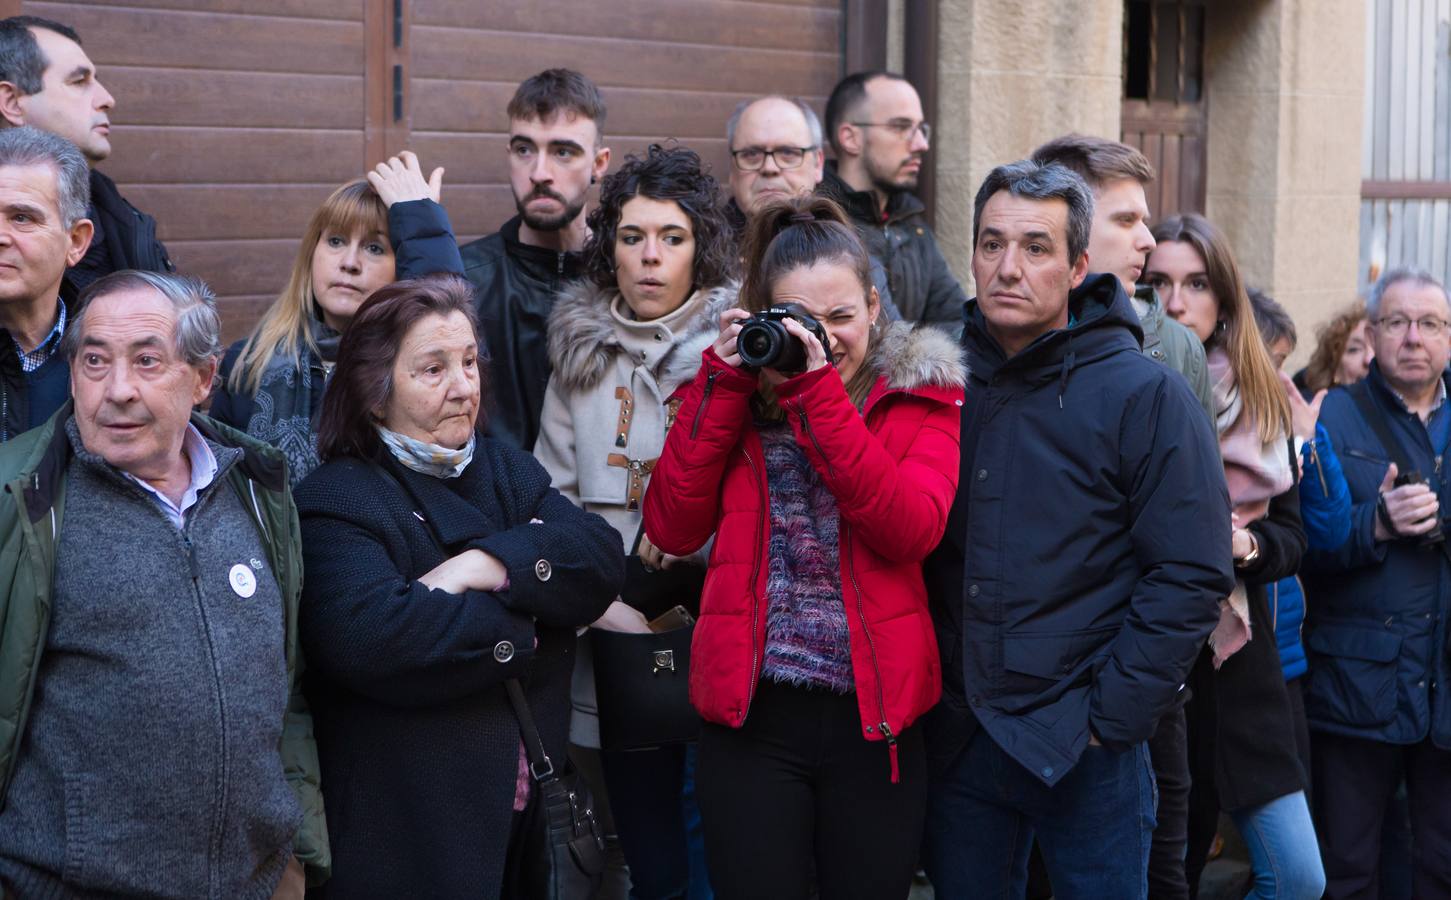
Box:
[822,72,965,335]
[458,68,610,450]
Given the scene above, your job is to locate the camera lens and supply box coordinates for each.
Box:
[738,320,785,368]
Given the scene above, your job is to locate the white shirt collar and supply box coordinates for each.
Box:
[124,423,219,529]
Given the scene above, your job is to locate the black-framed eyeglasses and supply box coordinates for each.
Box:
[730,146,817,171]
[1375,315,1451,338]
[851,119,932,143]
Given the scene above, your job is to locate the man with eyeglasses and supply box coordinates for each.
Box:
[822,72,966,335]
[1301,268,1451,897]
[723,94,899,319]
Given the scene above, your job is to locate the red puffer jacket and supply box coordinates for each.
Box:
[642,322,965,780]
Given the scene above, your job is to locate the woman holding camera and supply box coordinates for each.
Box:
[1145,213,1324,899]
[534,144,736,900]
[641,196,964,900]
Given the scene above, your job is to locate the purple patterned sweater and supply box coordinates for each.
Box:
[757,421,854,693]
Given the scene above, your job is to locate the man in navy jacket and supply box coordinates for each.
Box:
[1301,268,1451,898]
[922,159,1233,899]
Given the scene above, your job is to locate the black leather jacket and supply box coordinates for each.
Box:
[821,166,966,336]
[459,217,585,451]
[67,169,174,293]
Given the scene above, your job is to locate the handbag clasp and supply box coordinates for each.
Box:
[652,650,675,674]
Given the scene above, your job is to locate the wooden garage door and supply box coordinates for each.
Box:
[14,0,399,342]
[19,0,841,339]
[406,1,842,243]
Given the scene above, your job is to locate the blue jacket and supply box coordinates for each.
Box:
[923,273,1234,786]
[1302,364,1451,748]
[1272,423,1353,681]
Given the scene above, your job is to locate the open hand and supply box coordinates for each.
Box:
[417,548,508,594]
[367,150,444,206]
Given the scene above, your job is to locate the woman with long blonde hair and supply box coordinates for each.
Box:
[1146,213,1324,899]
[211,154,459,484]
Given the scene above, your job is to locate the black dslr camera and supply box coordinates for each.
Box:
[736,304,830,375]
[1394,469,1445,546]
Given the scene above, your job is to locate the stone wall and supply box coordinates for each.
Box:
[1205,0,1367,367]
[931,0,1125,292]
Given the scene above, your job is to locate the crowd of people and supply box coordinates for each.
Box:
[0,13,1443,900]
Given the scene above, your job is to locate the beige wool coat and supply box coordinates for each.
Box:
[534,278,737,745]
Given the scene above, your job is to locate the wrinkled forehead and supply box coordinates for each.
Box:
[1381,280,1451,320]
[79,289,181,352]
[978,191,1070,242]
[736,98,813,148]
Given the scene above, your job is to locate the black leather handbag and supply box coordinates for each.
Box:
[508,679,607,899]
[590,528,704,751]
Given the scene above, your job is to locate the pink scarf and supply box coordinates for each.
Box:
[1207,348,1293,666]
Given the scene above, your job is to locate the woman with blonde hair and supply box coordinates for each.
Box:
[1146,213,1324,899]
[212,153,460,485]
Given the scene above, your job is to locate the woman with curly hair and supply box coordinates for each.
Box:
[1295,303,1374,396]
[533,143,736,900]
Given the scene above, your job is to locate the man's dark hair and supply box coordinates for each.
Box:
[1030,134,1156,192]
[824,70,908,155]
[0,16,82,96]
[1248,287,1297,351]
[973,160,1095,266]
[584,143,735,291]
[506,68,606,135]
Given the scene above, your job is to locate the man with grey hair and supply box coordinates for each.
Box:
[0,15,173,290]
[0,124,92,441]
[1301,268,1451,897]
[724,95,826,229]
[724,93,900,319]
[922,159,1232,897]
[0,269,328,898]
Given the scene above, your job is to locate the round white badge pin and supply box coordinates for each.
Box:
[229,563,258,599]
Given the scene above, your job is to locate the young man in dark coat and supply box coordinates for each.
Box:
[458,68,610,451]
[921,159,1234,899]
[822,72,966,335]
[1301,268,1451,898]
[0,16,173,291]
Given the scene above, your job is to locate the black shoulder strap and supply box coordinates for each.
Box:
[1350,376,1451,472]
[1348,381,1415,475]
[505,678,556,780]
[370,459,553,780]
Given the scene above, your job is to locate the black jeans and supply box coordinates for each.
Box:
[695,681,926,900]
[600,744,696,900]
[1148,703,1192,900]
[1312,732,1451,900]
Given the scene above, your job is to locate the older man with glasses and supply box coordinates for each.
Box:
[723,93,900,320]
[1301,268,1451,899]
[822,71,965,335]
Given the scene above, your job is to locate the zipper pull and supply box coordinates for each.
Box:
[557,252,565,277]
[880,722,900,783]
[183,536,202,583]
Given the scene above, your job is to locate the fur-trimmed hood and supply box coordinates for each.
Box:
[869,319,968,392]
[546,280,738,395]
